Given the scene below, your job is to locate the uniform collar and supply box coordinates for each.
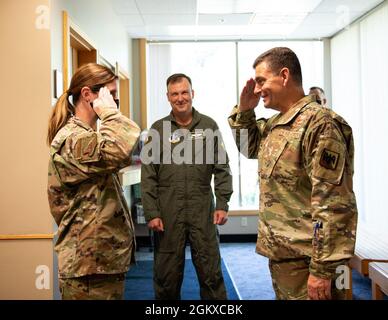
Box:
[273,95,315,128]
[168,107,201,130]
[70,116,94,131]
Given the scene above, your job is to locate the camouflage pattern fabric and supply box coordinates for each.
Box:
[48,108,140,279]
[59,273,126,300]
[269,258,346,300]
[229,95,357,280]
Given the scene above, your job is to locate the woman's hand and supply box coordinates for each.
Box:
[92,87,117,115]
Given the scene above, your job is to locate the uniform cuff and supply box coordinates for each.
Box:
[309,259,349,279]
[98,108,120,121]
[144,210,161,222]
[229,105,256,125]
[237,109,256,123]
[216,200,229,212]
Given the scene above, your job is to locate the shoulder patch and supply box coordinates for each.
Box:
[72,132,101,163]
[313,137,345,185]
[319,148,339,170]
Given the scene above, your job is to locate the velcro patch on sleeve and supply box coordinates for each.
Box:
[313,137,345,185]
[73,132,101,163]
[319,148,339,170]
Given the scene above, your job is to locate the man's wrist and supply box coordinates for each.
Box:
[145,210,161,222]
[215,201,229,212]
[238,104,253,112]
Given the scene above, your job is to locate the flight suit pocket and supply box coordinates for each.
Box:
[158,186,176,209]
[156,186,178,253]
[199,185,214,209]
[193,164,212,184]
[197,185,215,226]
[154,231,175,253]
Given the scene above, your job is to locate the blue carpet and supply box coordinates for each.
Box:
[220,243,386,300]
[352,269,388,300]
[352,270,372,300]
[130,244,387,300]
[124,259,240,300]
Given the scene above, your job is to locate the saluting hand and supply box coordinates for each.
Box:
[214,210,228,225]
[92,87,118,116]
[148,217,164,232]
[239,78,261,112]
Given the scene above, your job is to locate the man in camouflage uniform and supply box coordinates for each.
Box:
[309,86,327,107]
[141,73,233,299]
[228,47,357,300]
[48,86,140,299]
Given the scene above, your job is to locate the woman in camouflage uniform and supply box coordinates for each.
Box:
[47,63,140,300]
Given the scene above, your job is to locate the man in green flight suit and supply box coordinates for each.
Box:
[229,47,357,300]
[141,73,233,299]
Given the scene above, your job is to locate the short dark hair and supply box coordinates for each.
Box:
[309,86,325,95]
[252,47,303,86]
[166,73,192,88]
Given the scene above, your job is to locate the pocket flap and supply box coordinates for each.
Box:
[260,138,288,179]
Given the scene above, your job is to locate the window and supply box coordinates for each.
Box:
[148,41,323,210]
[237,41,324,209]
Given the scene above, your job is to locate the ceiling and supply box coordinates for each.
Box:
[110,0,385,40]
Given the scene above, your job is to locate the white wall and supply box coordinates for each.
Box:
[51,0,131,74]
[331,2,388,240]
[49,0,135,299]
[219,216,259,235]
[0,0,53,299]
[50,0,137,120]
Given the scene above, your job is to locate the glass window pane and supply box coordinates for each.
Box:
[148,42,240,208]
[237,41,324,209]
[148,41,324,210]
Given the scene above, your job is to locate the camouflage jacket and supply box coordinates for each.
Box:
[228,95,358,279]
[48,108,140,279]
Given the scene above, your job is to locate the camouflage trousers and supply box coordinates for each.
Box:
[59,273,126,300]
[269,258,346,300]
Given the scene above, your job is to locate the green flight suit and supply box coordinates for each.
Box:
[141,107,233,300]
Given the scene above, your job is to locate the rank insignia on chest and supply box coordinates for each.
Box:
[169,131,183,144]
[319,148,339,170]
[189,132,205,140]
